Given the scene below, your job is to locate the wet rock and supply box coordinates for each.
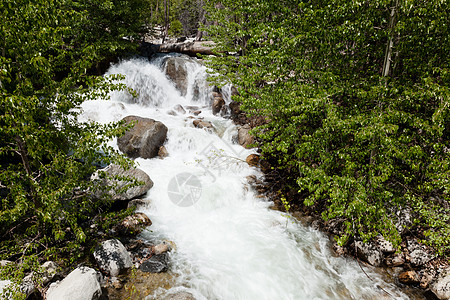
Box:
[139,254,169,273]
[94,239,133,277]
[431,268,450,300]
[152,243,170,255]
[193,119,213,130]
[246,154,259,166]
[91,164,153,201]
[114,212,152,235]
[159,145,169,158]
[117,115,168,159]
[164,291,196,300]
[238,124,254,148]
[398,270,420,285]
[164,57,189,96]
[212,94,225,115]
[354,241,383,267]
[173,104,186,114]
[191,110,202,116]
[46,266,102,300]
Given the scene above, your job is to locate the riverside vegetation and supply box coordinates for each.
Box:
[203,0,449,256]
[1,0,449,299]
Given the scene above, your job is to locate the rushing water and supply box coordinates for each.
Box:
[80,55,413,300]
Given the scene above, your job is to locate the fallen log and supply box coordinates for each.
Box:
[152,41,216,56]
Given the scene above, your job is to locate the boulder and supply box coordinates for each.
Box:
[375,235,396,253]
[159,145,169,158]
[193,119,213,130]
[386,253,405,267]
[94,239,133,277]
[229,101,241,117]
[212,93,225,115]
[420,270,436,289]
[127,198,152,210]
[164,291,196,300]
[354,241,383,267]
[164,57,189,96]
[398,270,420,285]
[46,266,102,300]
[118,116,168,159]
[173,104,186,115]
[114,212,152,235]
[139,254,168,273]
[407,240,434,267]
[91,164,153,201]
[246,154,260,166]
[238,124,254,148]
[152,243,170,255]
[20,273,36,298]
[19,261,59,298]
[431,268,450,300]
[42,261,59,281]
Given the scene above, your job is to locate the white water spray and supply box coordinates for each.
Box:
[80,55,412,300]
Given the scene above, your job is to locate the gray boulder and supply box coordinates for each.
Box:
[375,235,396,253]
[91,164,153,201]
[354,241,383,267]
[407,239,434,267]
[46,266,102,300]
[94,239,133,277]
[118,116,168,159]
[139,254,168,273]
[431,268,450,300]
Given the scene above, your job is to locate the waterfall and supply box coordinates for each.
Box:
[79,55,411,300]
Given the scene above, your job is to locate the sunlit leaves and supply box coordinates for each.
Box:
[205,0,449,254]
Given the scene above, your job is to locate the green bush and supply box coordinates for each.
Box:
[204,0,450,255]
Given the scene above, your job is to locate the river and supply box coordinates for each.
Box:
[80,54,418,300]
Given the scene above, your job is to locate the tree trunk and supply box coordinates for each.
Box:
[382,0,399,78]
[155,41,216,56]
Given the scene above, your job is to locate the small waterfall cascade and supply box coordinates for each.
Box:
[79,55,413,300]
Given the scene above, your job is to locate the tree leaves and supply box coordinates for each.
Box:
[205,0,450,254]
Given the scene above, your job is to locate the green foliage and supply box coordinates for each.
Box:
[204,0,450,254]
[168,19,184,37]
[0,0,150,293]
